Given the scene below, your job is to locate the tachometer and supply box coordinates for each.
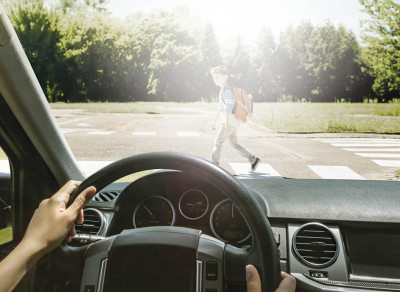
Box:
[133,196,175,228]
[210,199,251,244]
[179,189,209,220]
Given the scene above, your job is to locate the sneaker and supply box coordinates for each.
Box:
[250,157,261,172]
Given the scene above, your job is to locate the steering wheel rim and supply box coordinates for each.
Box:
[70,151,281,292]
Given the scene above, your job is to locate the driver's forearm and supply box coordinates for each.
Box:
[0,239,44,292]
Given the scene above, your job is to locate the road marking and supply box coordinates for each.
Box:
[132,132,157,136]
[62,130,75,134]
[88,131,115,135]
[314,138,400,142]
[0,160,115,176]
[356,153,400,158]
[77,161,114,176]
[58,117,90,125]
[229,163,282,179]
[0,160,10,173]
[331,143,400,147]
[77,123,90,127]
[343,148,400,152]
[308,165,366,180]
[177,132,200,136]
[372,160,400,167]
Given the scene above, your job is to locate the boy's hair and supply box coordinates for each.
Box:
[210,65,229,76]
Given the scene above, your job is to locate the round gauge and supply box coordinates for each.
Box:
[133,196,175,228]
[179,189,209,220]
[210,199,251,244]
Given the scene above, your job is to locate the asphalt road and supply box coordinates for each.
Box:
[53,109,400,180]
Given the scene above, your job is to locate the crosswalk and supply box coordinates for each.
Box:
[314,138,400,168]
[61,130,204,136]
[1,138,399,180]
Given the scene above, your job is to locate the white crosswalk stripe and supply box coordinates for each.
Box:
[356,153,400,158]
[314,138,400,142]
[314,138,400,168]
[372,160,400,167]
[132,131,157,136]
[62,130,75,134]
[229,163,282,179]
[308,165,366,180]
[88,131,115,135]
[177,131,200,136]
[331,143,400,147]
[343,148,400,152]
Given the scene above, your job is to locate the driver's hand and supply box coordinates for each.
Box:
[22,180,96,255]
[246,265,296,292]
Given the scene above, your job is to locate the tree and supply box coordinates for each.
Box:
[198,23,223,101]
[226,37,254,92]
[254,27,277,101]
[145,11,202,102]
[359,0,400,101]
[7,0,64,101]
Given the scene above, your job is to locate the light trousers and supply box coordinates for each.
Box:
[212,124,255,164]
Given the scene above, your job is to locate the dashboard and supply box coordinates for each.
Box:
[75,170,400,292]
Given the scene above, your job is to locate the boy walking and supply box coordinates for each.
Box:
[210,65,260,172]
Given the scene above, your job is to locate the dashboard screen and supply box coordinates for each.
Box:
[344,228,400,279]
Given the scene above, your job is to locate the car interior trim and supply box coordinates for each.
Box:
[97,258,108,292]
[196,260,203,292]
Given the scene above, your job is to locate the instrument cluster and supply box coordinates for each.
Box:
[131,188,251,245]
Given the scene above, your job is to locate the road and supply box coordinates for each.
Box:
[50,109,400,180]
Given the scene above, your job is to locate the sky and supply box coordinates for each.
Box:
[105,0,367,42]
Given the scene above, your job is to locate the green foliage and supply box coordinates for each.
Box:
[6,0,64,101]
[274,22,374,102]
[2,0,387,103]
[359,0,400,101]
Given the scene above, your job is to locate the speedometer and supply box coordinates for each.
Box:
[210,199,251,244]
[179,189,209,220]
[133,196,175,228]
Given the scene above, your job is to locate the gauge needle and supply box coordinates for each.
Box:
[144,205,153,216]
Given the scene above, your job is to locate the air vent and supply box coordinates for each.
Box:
[75,208,106,235]
[293,223,338,268]
[92,190,121,202]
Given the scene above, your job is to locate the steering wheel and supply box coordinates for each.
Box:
[68,152,281,292]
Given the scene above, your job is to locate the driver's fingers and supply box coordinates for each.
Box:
[59,180,81,196]
[52,180,81,206]
[66,186,96,220]
[276,272,296,292]
[76,209,84,224]
[246,265,261,292]
[67,224,76,238]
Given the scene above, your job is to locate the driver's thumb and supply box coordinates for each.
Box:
[246,265,262,292]
[67,186,96,218]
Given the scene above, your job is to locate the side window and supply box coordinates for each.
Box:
[0,147,12,245]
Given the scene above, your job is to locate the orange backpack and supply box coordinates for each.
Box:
[222,87,253,123]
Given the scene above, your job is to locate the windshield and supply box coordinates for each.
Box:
[2,0,400,181]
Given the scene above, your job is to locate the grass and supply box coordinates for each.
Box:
[50,101,216,115]
[395,170,400,178]
[0,148,7,160]
[251,103,400,133]
[0,227,12,245]
[51,102,400,133]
